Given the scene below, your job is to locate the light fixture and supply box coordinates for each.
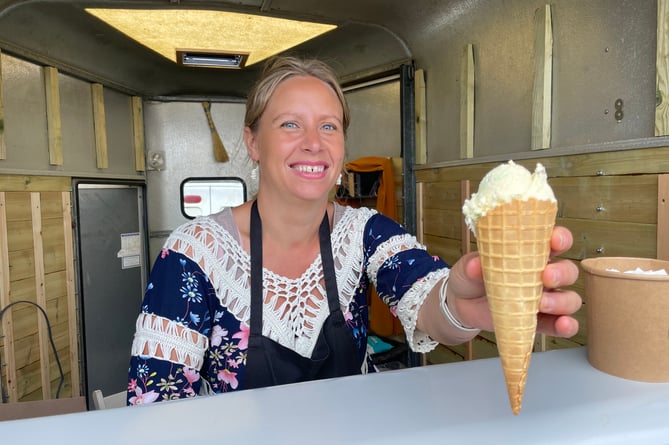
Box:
[84,8,337,68]
[177,50,249,69]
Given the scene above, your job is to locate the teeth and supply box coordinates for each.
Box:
[294,165,325,173]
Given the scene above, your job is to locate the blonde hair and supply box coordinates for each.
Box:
[244,56,350,134]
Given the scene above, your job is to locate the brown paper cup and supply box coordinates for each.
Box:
[582,257,669,382]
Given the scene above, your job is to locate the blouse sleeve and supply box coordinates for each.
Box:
[127,249,215,405]
[362,213,451,352]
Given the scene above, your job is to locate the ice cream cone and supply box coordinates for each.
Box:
[475,198,557,415]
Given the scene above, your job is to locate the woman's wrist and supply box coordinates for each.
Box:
[438,278,480,333]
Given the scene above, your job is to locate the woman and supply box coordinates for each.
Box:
[127,56,581,404]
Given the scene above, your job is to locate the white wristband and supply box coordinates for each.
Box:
[439,278,479,333]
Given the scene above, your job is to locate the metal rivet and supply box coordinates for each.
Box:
[596,247,605,254]
[596,170,605,176]
[595,205,605,212]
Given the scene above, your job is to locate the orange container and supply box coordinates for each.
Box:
[581,257,669,382]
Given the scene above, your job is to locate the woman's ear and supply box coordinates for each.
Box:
[243,126,259,161]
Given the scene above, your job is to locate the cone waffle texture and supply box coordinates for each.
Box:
[475,198,557,415]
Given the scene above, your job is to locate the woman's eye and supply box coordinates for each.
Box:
[281,121,298,129]
[322,123,337,131]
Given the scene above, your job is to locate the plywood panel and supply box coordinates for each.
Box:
[531,4,553,150]
[560,217,656,260]
[416,146,669,183]
[551,175,657,223]
[0,49,5,160]
[0,182,78,401]
[43,67,63,166]
[422,208,463,240]
[91,83,108,169]
[132,96,145,172]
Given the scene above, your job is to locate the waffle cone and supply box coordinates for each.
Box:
[475,198,557,415]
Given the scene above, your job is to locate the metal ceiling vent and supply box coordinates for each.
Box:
[177,50,249,68]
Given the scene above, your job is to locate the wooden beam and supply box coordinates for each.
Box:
[414,69,427,165]
[0,49,6,160]
[31,193,51,399]
[657,174,669,260]
[43,67,63,166]
[61,192,80,396]
[460,180,475,360]
[91,83,108,169]
[656,0,669,135]
[531,4,553,150]
[132,96,146,172]
[0,175,70,192]
[0,192,18,401]
[460,44,475,159]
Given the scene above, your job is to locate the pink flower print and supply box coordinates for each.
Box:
[183,367,200,385]
[390,306,398,316]
[232,323,250,350]
[127,379,137,392]
[227,357,241,369]
[211,325,228,347]
[128,387,160,405]
[217,369,239,389]
[344,311,353,322]
[161,248,170,259]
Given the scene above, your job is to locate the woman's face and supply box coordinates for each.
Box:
[245,75,345,203]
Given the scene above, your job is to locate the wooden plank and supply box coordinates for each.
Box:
[551,175,658,224]
[31,193,51,399]
[657,0,669,135]
[0,48,6,160]
[0,396,85,421]
[423,234,462,265]
[422,181,463,210]
[460,180,474,360]
[460,43,475,159]
[61,192,80,396]
[558,217,656,260]
[43,66,63,166]
[414,69,427,165]
[0,175,70,193]
[531,4,553,150]
[132,96,146,172]
[91,83,108,169]
[658,174,669,260]
[416,182,424,244]
[416,145,669,183]
[423,208,463,239]
[0,192,18,401]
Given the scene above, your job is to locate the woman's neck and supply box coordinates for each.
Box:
[254,193,330,250]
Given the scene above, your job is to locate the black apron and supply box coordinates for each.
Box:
[245,201,361,390]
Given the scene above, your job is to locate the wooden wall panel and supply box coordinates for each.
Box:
[417,145,669,365]
[0,175,78,403]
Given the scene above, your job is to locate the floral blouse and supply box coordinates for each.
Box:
[127,203,449,405]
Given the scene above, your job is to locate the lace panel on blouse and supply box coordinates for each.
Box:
[366,234,447,353]
[131,313,209,369]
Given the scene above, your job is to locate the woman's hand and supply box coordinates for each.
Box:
[446,226,582,338]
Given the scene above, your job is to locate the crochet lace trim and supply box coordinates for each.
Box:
[366,233,426,287]
[131,313,209,369]
[162,205,374,358]
[396,268,450,353]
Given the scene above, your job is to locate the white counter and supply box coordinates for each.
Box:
[1,347,668,444]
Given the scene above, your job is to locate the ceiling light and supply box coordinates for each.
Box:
[177,50,249,69]
[85,9,337,68]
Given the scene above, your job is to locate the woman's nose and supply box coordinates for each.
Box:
[302,126,322,151]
